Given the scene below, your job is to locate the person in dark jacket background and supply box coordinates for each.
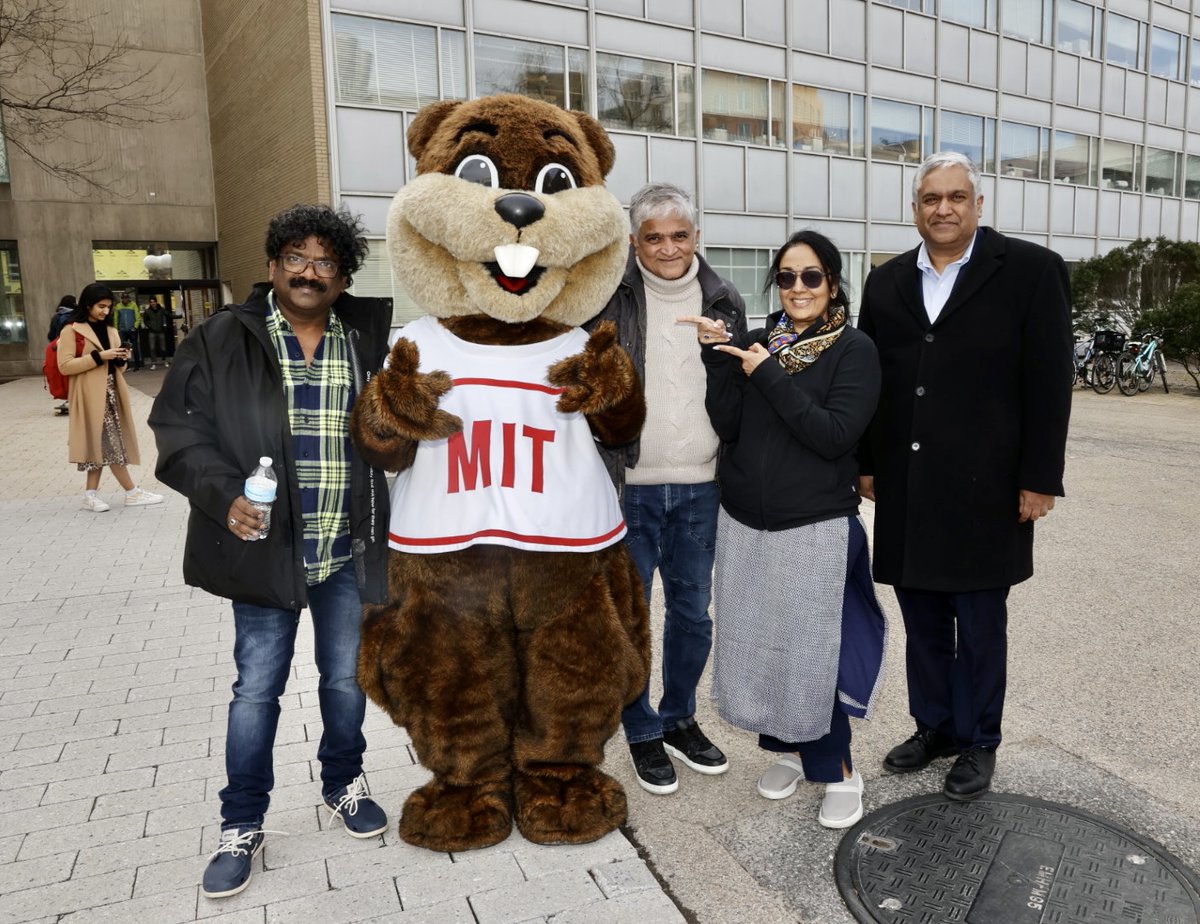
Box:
[149,204,392,900]
[684,229,885,830]
[585,182,747,797]
[857,152,1072,802]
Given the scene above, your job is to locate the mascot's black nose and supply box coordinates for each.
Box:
[494,193,545,230]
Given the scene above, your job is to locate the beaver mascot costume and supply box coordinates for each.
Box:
[349,93,650,852]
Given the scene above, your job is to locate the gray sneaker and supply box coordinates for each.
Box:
[818,770,863,829]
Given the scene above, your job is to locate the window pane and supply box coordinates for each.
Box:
[440,31,467,99]
[1054,130,1095,185]
[704,247,774,319]
[332,15,440,109]
[851,94,865,157]
[702,70,769,143]
[1145,148,1178,196]
[943,0,987,29]
[1003,0,1046,43]
[1105,13,1143,69]
[1186,154,1200,200]
[793,85,850,154]
[1101,140,1140,191]
[596,54,674,133]
[1001,121,1042,178]
[0,243,24,344]
[940,111,988,171]
[1056,0,1095,54]
[770,81,785,147]
[871,98,921,162]
[1193,39,1200,86]
[676,65,696,137]
[1149,28,1183,81]
[475,34,567,107]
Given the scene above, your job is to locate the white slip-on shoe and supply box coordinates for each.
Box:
[83,494,111,512]
[819,770,864,829]
[125,487,164,507]
[756,756,806,800]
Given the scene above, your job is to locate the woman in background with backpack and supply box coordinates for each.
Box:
[58,283,164,512]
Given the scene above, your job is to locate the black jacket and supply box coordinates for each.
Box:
[585,247,748,492]
[857,227,1072,592]
[148,284,391,609]
[703,313,880,531]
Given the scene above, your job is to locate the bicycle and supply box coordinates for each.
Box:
[1116,333,1169,396]
[1073,329,1123,394]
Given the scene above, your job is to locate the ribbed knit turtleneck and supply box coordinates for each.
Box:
[626,256,719,486]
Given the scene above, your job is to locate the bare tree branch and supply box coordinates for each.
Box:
[0,0,179,192]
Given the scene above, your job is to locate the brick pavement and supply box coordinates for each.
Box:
[0,376,686,924]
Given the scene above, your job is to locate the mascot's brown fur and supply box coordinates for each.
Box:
[350,94,650,851]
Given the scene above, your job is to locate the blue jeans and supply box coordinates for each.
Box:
[621,482,720,743]
[220,561,367,828]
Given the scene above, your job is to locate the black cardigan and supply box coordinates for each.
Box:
[702,313,880,531]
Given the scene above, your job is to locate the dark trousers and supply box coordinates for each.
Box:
[759,705,852,784]
[893,586,1010,749]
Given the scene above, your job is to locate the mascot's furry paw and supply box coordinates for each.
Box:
[351,337,462,472]
[399,778,513,852]
[513,767,627,845]
[548,320,645,445]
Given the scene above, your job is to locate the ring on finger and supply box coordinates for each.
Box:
[229,517,237,527]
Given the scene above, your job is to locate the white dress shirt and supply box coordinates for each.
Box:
[916,232,978,324]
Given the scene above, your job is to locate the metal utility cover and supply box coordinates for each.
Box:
[835,793,1200,923]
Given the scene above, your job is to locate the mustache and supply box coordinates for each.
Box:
[288,277,327,293]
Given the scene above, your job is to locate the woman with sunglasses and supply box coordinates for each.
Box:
[681,229,885,829]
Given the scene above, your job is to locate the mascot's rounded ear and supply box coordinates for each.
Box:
[408,100,463,165]
[570,110,615,179]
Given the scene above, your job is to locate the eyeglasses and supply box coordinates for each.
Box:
[775,269,828,290]
[280,253,340,278]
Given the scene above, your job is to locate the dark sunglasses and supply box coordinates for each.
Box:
[775,269,828,290]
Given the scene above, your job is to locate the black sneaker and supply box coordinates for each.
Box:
[324,773,388,838]
[662,718,729,775]
[629,739,679,794]
[201,827,263,899]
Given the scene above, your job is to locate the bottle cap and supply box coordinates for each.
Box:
[259,456,272,467]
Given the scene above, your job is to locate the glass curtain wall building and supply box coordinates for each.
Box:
[321,0,1200,325]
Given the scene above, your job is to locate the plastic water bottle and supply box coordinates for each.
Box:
[244,456,277,541]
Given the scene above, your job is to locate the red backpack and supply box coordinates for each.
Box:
[43,332,85,401]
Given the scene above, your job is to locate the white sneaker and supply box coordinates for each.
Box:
[125,487,164,507]
[83,494,111,512]
[818,770,864,829]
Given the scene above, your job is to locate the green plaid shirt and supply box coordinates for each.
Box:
[266,292,353,586]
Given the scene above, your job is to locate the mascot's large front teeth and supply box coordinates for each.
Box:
[494,243,540,279]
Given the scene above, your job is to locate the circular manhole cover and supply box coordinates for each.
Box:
[835,793,1200,923]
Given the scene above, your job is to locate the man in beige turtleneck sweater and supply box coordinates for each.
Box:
[586,183,747,796]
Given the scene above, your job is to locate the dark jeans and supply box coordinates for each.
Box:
[620,481,720,743]
[146,331,168,364]
[219,561,367,828]
[893,586,1010,750]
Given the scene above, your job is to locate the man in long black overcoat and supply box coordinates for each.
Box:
[857,151,1072,800]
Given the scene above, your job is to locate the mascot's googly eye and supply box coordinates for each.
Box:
[455,154,499,188]
[535,163,577,194]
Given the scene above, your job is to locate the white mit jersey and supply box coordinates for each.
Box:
[385,316,626,554]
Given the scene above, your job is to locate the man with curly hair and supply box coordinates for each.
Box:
[150,204,394,899]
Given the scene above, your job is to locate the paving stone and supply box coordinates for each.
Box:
[360,897,476,923]
[325,843,450,890]
[397,852,525,910]
[57,885,198,924]
[546,889,687,923]
[0,755,107,790]
[588,858,660,899]
[17,811,147,862]
[91,778,205,819]
[0,850,75,895]
[0,783,46,814]
[193,859,330,920]
[469,869,605,924]
[43,766,157,804]
[264,876,400,922]
[0,868,135,923]
[60,728,164,760]
[511,832,637,881]
[74,827,201,879]
[106,738,209,773]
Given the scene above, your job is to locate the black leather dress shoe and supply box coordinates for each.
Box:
[882,728,959,773]
[943,746,996,801]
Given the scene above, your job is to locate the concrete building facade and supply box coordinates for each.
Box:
[0,0,217,379]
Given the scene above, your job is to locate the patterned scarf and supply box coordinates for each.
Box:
[766,304,847,375]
